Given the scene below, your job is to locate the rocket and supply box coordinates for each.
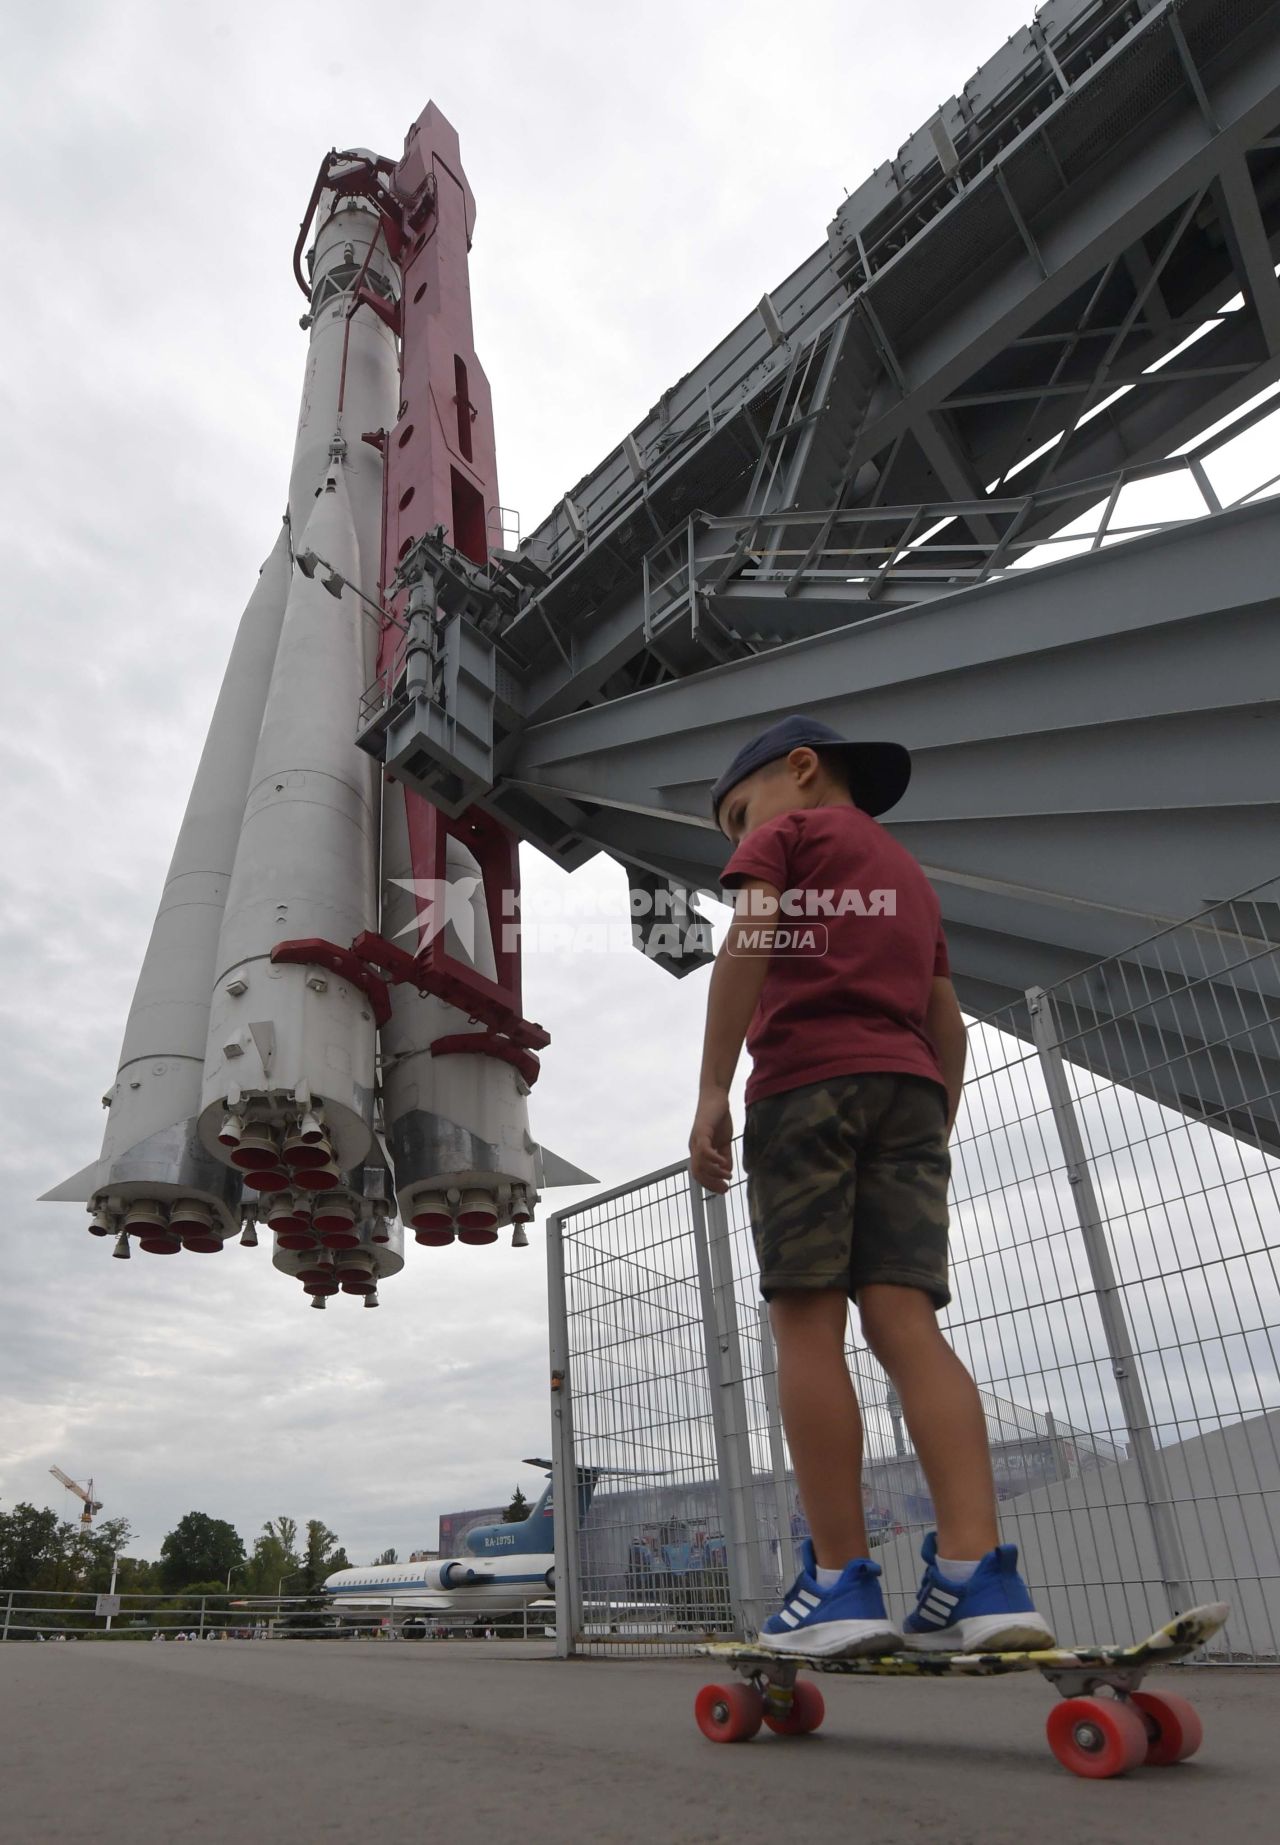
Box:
[43,103,592,1306]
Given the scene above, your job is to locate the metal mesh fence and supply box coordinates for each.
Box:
[548,880,1280,1659]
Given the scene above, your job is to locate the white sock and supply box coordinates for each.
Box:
[814,1564,845,1589]
[936,1556,979,1582]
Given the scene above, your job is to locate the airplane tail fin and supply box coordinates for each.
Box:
[526,1468,599,1534]
[574,1467,600,1525]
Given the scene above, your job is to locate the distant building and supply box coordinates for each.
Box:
[437,1507,506,1555]
[578,1416,1126,1600]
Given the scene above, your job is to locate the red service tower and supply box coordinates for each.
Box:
[44,103,591,1307]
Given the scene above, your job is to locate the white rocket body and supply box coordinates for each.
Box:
[46,114,588,1297]
[40,522,294,1249]
[379,819,541,1241]
[196,467,381,1174]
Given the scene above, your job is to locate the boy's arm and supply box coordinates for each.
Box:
[689,879,779,1192]
[924,975,967,1134]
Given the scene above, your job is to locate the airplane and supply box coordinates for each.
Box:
[322,1459,597,1629]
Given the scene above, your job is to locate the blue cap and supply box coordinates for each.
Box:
[710,715,910,823]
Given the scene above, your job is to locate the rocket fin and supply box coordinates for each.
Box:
[535,1146,598,1188]
[40,1160,104,1204]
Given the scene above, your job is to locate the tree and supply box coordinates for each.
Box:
[302,1519,344,1593]
[159,1512,245,1590]
[265,1515,298,1556]
[78,1517,134,1592]
[374,1547,398,1566]
[112,1553,161,1597]
[35,1521,83,1593]
[243,1515,301,1596]
[502,1487,530,1524]
[0,1503,61,1590]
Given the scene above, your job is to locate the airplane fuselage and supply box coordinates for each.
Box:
[323,1549,554,1613]
[323,1470,567,1614]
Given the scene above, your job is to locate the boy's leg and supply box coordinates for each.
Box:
[857,1283,998,1559]
[742,1078,899,1655]
[769,1288,869,1567]
[859,1282,1054,1647]
[849,1079,1054,1647]
[847,1077,998,1557]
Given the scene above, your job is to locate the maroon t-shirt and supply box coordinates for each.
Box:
[721,805,950,1108]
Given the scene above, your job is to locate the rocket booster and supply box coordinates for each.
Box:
[45,103,591,1302]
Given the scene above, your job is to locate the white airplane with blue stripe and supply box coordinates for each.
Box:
[323,1461,592,1616]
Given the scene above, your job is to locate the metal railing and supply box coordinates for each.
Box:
[548,878,1280,1658]
[0,1588,552,1643]
[640,377,1280,637]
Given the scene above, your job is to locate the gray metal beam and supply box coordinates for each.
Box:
[1214,154,1280,356]
[931,881,1280,995]
[902,808,1275,934]
[910,413,1001,545]
[937,916,1280,1160]
[849,53,1280,481]
[497,499,1280,981]
[502,32,1280,717]
[505,497,1280,818]
[515,1,1273,606]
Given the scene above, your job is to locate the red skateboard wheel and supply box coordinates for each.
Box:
[1046,1696,1149,1778]
[1129,1691,1203,1765]
[695,1682,764,1743]
[762,1678,825,1736]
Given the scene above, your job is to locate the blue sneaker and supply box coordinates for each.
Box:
[756,1540,901,1657]
[902,1532,1056,1652]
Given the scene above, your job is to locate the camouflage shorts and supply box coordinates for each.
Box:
[742,1073,951,1310]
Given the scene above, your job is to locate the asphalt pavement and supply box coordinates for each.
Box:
[0,1639,1275,1844]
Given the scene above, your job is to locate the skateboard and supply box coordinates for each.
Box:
[695,1600,1229,1777]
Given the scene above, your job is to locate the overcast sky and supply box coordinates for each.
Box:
[0,0,1064,1562]
[2,0,1274,1568]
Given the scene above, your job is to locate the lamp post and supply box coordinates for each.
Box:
[269,1569,305,1643]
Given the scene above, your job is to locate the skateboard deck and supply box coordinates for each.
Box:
[700,1599,1227,1681]
[694,1601,1229,1776]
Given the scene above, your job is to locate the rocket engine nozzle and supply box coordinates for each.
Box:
[229,1127,280,1172]
[170,1199,222,1253]
[217,1111,245,1150]
[283,1130,334,1171]
[313,1196,360,1247]
[124,1202,181,1256]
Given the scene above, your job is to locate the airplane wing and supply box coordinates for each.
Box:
[325,1591,453,1611]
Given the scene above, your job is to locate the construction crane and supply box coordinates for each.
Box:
[49,1467,102,1527]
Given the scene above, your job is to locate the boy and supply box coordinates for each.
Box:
[689,715,1054,1658]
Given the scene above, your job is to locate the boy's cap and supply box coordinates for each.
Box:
[710,715,911,822]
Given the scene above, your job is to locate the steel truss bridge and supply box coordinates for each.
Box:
[360,0,1280,1149]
